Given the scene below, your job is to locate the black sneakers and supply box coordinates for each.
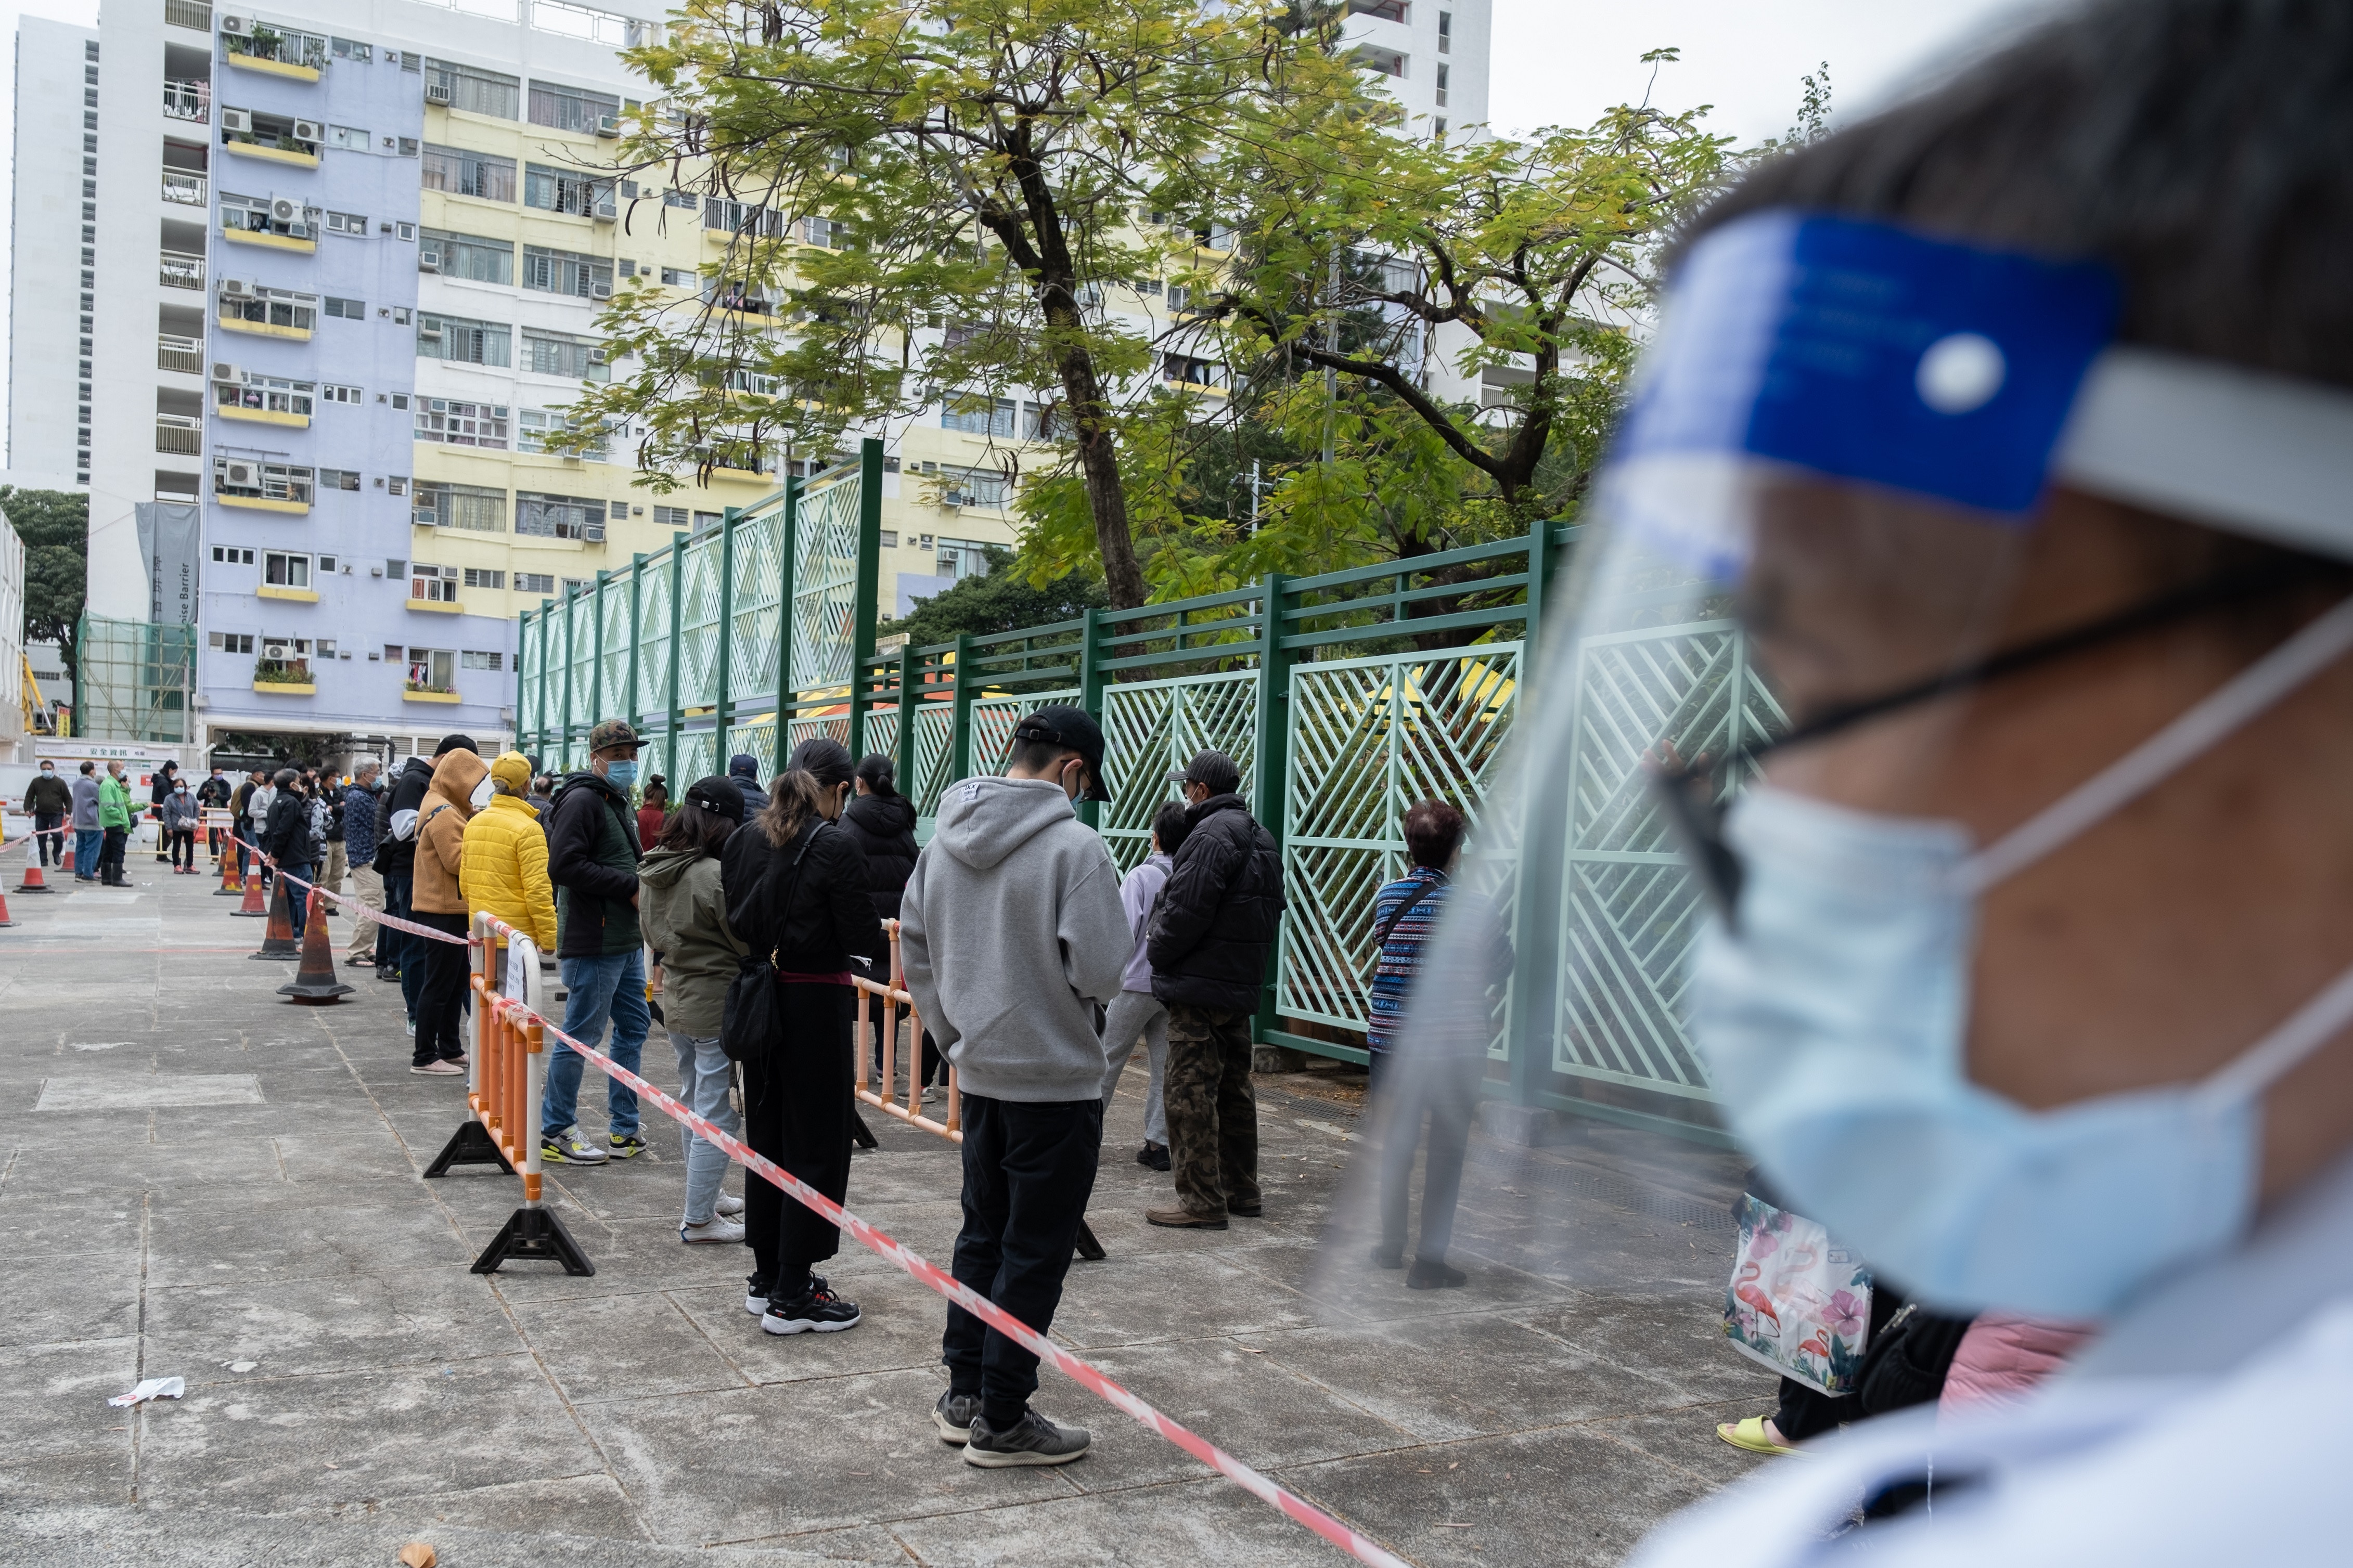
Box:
[744,1273,772,1316]
[962,1408,1091,1468]
[1134,1141,1171,1172]
[1407,1258,1468,1290]
[933,1390,981,1444]
[761,1280,861,1334]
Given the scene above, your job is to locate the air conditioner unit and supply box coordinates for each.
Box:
[291,120,323,144]
[424,82,451,105]
[286,222,310,239]
[220,277,255,300]
[370,565,384,577]
[587,347,608,364]
[211,362,243,383]
[941,492,966,509]
[262,641,291,660]
[417,255,440,273]
[220,15,250,35]
[223,461,256,485]
[589,282,611,301]
[271,197,300,222]
[596,114,621,137]
[417,326,443,342]
[221,108,252,134]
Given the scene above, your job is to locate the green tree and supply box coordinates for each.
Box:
[574,0,1364,610]
[1,486,88,691]
[880,548,1105,645]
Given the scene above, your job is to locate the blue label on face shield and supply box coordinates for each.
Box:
[1616,212,2121,517]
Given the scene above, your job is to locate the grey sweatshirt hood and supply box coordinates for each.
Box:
[931,774,1081,870]
[898,775,1134,1103]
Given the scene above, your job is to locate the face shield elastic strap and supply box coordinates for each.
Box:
[1654,562,2310,918]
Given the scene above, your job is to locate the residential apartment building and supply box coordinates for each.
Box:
[23,0,1490,757]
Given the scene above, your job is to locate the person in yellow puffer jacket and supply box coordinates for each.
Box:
[462,751,558,994]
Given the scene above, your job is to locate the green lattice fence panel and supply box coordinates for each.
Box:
[597,578,630,718]
[676,531,723,709]
[729,509,784,708]
[912,703,955,814]
[1555,620,1781,1098]
[787,714,849,751]
[565,597,595,738]
[633,565,672,719]
[1100,670,1257,870]
[789,468,862,696]
[674,727,718,788]
[517,615,543,738]
[970,689,1078,779]
[726,717,777,777]
[864,708,899,767]
[1277,645,1521,1032]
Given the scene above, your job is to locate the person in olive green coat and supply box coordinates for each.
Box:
[638,775,750,1242]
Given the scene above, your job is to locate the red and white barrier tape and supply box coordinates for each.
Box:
[0,826,69,859]
[459,916,1406,1568]
[247,850,483,949]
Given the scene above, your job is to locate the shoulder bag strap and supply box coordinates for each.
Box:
[1373,877,1439,951]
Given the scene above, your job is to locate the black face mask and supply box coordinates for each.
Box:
[1653,566,2306,918]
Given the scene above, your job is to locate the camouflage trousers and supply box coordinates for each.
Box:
[1162,1004,1261,1219]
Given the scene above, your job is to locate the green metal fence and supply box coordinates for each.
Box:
[75,614,196,745]
[517,477,1742,1141]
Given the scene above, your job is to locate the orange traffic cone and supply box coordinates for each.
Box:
[277,889,353,1004]
[0,882,15,928]
[250,875,300,958]
[59,836,74,875]
[215,845,245,896]
[231,862,268,916]
[17,849,52,893]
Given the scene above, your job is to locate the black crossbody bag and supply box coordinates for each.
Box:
[720,823,824,1066]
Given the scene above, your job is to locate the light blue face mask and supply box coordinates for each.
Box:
[1693,594,2353,1318]
[605,759,639,791]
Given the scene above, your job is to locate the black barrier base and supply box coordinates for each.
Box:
[423,1118,515,1178]
[471,1205,595,1275]
[1074,1219,1107,1263]
[851,1108,879,1150]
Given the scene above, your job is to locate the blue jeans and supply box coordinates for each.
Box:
[671,1030,739,1223]
[382,872,420,1016]
[280,863,313,938]
[542,949,649,1140]
[74,828,100,877]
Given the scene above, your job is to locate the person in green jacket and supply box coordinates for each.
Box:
[639,775,752,1243]
[96,760,136,887]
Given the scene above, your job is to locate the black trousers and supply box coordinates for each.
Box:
[943,1092,1102,1426]
[168,829,196,869]
[33,812,62,865]
[98,827,127,883]
[1773,1283,1911,1441]
[742,980,856,1296]
[413,911,472,1066]
[1369,1050,1481,1265]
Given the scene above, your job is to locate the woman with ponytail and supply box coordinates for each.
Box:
[718,737,884,1336]
[842,752,938,1096]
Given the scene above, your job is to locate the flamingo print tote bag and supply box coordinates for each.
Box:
[1723,1192,1874,1397]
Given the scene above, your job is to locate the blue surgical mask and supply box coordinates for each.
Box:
[1692,595,2353,1317]
[605,760,638,791]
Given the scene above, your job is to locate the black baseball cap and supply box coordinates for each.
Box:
[685,774,745,824]
[1168,748,1242,798]
[1013,705,1111,803]
[434,733,480,757]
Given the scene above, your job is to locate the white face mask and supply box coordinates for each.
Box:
[1693,595,2353,1317]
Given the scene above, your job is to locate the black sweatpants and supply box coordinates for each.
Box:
[742,980,856,1298]
[1369,1050,1481,1265]
[413,910,472,1066]
[943,1092,1102,1427]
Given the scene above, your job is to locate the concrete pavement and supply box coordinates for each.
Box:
[0,851,1775,1565]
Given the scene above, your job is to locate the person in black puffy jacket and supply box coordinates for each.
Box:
[719,737,885,1337]
[1145,750,1287,1227]
[840,753,936,1094]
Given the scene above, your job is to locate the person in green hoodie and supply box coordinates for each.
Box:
[639,775,753,1245]
[96,760,136,887]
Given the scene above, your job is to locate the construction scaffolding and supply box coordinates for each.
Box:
[75,613,197,745]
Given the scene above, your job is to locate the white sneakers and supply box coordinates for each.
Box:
[680,1215,747,1245]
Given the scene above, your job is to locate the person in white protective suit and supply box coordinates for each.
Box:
[1397,0,2353,1560]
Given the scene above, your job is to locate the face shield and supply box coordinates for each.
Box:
[1310,211,2353,1351]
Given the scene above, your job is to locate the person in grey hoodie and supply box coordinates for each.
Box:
[1100,800,1192,1170]
[899,705,1130,1469]
[639,775,752,1246]
[69,761,102,881]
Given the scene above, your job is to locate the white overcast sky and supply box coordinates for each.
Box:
[0,0,2065,461]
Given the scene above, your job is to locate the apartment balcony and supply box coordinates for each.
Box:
[158,333,204,374]
[163,80,210,122]
[156,414,202,455]
[162,170,207,207]
[163,0,211,32]
[252,658,313,694]
[221,135,319,170]
[219,224,314,255]
[222,36,323,83]
[257,584,318,603]
[160,250,204,290]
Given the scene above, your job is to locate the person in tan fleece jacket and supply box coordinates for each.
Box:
[409,747,488,1074]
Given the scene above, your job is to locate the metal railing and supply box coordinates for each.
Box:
[162,169,207,206]
[163,0,211,30]
[158,334,204,374]
[156,414,202,455]
[162,79,210,121]
[160,251,203,290]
